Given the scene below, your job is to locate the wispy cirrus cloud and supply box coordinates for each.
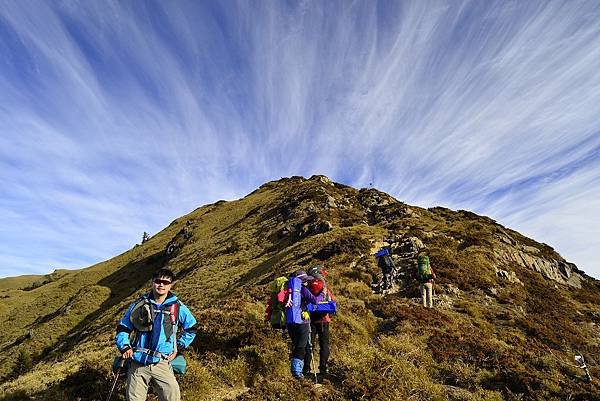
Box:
[1,0,599,278]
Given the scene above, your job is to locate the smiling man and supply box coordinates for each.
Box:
[115,268,197,401]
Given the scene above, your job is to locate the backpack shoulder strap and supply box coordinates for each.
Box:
[161,300,180,342]
[174,300,181,325]
[132,294,148,308]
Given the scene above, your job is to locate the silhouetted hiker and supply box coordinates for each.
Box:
[416,255,436,308]
[374,248,396,292]
[142,232,150,244]
[304,272,335,379]
[285,270,320,379]
[115,268,197,401]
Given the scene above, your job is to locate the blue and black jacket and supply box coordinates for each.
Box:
[115,291,197,365]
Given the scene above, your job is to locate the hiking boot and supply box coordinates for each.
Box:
[290,357,304,379]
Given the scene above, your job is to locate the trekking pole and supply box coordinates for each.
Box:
[576,354,593,382]
[310,331,318,384]
[106,358,125,401]
[311,349,317,384]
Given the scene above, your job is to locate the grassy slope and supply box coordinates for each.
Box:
[0,176,598,401]
[0,270,74,295]
[0,275,44,291]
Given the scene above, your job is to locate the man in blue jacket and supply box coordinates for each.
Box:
[116,268,197,401]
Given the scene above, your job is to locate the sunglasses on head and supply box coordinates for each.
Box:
[153,279,172,285]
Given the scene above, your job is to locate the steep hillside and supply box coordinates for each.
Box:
[1,175,598,401]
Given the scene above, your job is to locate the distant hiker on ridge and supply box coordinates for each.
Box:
[416,255,436,308]
[116,268,197,401]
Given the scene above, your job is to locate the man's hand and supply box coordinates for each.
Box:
[167,352,177,361]
[122,348,133,359]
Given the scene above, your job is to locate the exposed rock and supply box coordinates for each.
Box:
[325,195,337,209]
[358,189,397,208]
[495,266,523,285]
[496,248,583,288]
[369,240,389,255]
[404,207,420,218]
[486,287,498,296]
[435,294,454,309]
[321,220,334,232]
[521,245,539,254]
[309,175,334,186]
[442,284,462,297]
[300,220,333,237]
[495,228,517,246]
[393,237,424,256]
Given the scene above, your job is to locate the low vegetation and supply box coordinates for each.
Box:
[0,176,598,401]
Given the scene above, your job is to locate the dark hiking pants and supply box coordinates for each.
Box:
[304,322,330,374]
[287,323,310,360]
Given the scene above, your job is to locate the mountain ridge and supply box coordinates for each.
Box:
[1,175,598,401]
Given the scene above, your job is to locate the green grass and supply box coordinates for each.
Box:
[0,175,598,401]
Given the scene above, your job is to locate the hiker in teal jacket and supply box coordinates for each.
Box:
[116,268,197,401]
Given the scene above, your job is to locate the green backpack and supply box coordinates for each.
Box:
[417,256,433,282]
[269,277,289,329]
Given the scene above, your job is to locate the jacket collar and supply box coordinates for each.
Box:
[146,291,178,306]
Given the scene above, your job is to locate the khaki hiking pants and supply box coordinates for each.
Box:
[420,282,434,308]
[126,360,180,401]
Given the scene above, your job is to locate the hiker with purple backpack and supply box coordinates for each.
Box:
[285,270,321,379]
[265,269,338,380]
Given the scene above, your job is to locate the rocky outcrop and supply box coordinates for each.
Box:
[495,227,517,246]
[358,188,398,208]
[393,236,425,256]
[497,247,583,288]
[495,267,523,285]
[300,219,333,237]
[309,174,335,186]
[277,176,586,290]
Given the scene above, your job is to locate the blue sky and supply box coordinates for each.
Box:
[1,0,599,279]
